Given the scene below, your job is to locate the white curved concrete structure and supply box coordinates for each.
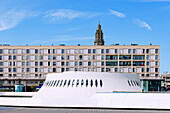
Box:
[0,72,170,110]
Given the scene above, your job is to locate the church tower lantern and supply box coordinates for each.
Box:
[94,22,104,46]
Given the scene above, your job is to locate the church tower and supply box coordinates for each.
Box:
[94,22,104,46]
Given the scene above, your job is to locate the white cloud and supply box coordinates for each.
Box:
[29,35,94,44]
[44,9,101,23]
[108,9,126,18]
[133,19,152,30]
[0,10,38,31]
[44,9,86,22]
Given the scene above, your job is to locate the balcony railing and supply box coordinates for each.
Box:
[0,76,46,80]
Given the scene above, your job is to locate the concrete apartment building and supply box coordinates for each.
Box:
[0,24,162,91]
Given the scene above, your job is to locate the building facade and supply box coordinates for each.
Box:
[0,24,161,91]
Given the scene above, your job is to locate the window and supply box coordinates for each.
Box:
[0,68,3,72]
[100,80,103,87]
[155,61,158,66]
[76,80,79,87]
[21,68,24,72]
[35,62,38,66]
[26,61,30,66]
[40,62,43,66]
[101,55,104,60]
[61,49,65,54]
[101,61,104,66]
[48,55,51,60]
[48,49,51,54]
[8,68,11,72]
[146,49,149,54]
[13,61,16,66]
[133,68,136,72]
[127,80,131,87]
[155,49,158,54]
[61,61,64,66]
[95,80,98,87]
[9,55,12,60]
[142,68,145,72]
[128,49,131,54]
[35,49,38,54]
[75,55,78,60]
[75,49,78,54]
[53,62,56,66]
[13,55,16,60]
[115,68,118,72]
[106,49,109,54]
[106,68,110,72]
[79,61,82,66]
[21,62,25,66]
[66,49,69,54]
[26,68,29,72]
[66,61,69,66]
[53,68,56,72]
[21,49,25,54]
[88,55,91,60]
[0,56,2,60]
[115,49,118,54]
[79,55,82,60]
[66,68,69,71]
[35,68,38,72]
[72,80,75,87]
[53,49,56,54]
[146,68,150,72]
[64,80,67,87]
[101,68,104,72]
[86,79,88,87]
[75,61,78,66]
[93,49,96,54]
[88,49,91,54]
[56,80,60,87]
[79,49,83,54]
[66,55,69,60]
[35,55,38,60]
[40,55,43,60]
[146,74,149,77]
[88,61,91,66]
[93,55,96,60]
[81,80,84,87]
[146,55,149,60]
[90,80,93,87]
[75,68,78,71]
[146,61,149,66]
[13,49,16,54]
[155,68,158,72]
[26,55,29,60]
[133,49,136,54]
[155,55,158,60]
[155,74,158,77]
[0,49,3,54]
[142,49,145,54]
[26,49,29,54]
[0,62,3,66]
[40,49,43,54]
[48,68,51,72]
[53,55,56,60]
[67,80,71,87]
[48,62,51,66]
[61,55,64,60]
[101,49,104,54]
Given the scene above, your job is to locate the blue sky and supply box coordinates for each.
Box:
[0,0,170,74]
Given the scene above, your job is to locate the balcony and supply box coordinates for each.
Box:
[0,76,46,80]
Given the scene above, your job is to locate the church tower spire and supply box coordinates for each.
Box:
[94,22,104,46]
